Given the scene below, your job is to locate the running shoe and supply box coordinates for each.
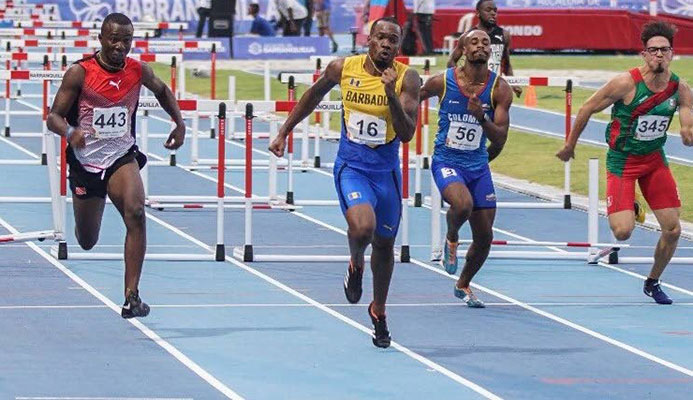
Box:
[441,239,459,275]
[454,285,486,308]
[368,302,391,348]
[344,261,363,304]
[634,196,646,224]
[121,290,150,319]
[644,279,673,305]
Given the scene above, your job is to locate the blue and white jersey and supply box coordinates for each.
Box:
[433,67,498,170]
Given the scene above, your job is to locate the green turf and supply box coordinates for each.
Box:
[150,57,693,222]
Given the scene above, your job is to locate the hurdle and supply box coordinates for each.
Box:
[235,100,411,263]
[50,103,230,262]
[0,114,64,246]
[430,158,622,263]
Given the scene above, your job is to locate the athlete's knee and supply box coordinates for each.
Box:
[123,203,146,229]
[448,197,473,219]
[612,225,633,241]
[75,228,98,250]
[662,222,681,242]
[473,231,493,250]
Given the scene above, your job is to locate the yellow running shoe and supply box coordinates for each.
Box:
[634,196,646,224]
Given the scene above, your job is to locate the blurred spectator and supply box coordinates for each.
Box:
[274,0,308,36]
[249,1,276,36]
[414,0,434,54]
[302,0,314,36]
[195,0,211,38]
[315,0,338,52]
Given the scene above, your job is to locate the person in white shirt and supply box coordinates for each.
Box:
[274,0,308,36]
[414,0,435,54]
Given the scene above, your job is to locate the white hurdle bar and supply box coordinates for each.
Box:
[237,100,410,263]
[0,121,64,246]
[14,21,188,31]
[55,103,231,261]
[431,157,615,262]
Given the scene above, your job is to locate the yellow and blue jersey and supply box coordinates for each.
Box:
[433,67,498,170]
[337,54,409,171]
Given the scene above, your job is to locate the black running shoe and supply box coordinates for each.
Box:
[343,261,363,304]
[368,302,391,348]
[644,279,673,305]
[121,290,151,319]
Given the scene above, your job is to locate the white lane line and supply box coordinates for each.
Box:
[2,302,692,310]
[144,211,502,400]
[16,397,194,400]
[0,135,40,158]
[0,216,244,400]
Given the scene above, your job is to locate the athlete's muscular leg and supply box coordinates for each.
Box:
[72,197,106,250]
[107,161,146,297]
[607,172,637,241]
[370,234,396,317]
[346,203,376,279]
[609,211,636,241]
[650,207,681,280]
[442,182,474,243]
[457,208,495,289]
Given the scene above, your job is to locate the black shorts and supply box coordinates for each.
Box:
[66,145,147,200]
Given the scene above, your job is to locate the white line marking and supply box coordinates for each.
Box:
[0,216,244,400]
[2,302,691,310]
[144,212,502,400]
[16,397,194,400]
[0,135,40,158]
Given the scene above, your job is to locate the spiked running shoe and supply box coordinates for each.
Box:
[368,302,391,348]
[344,261,363,304]
[644,279,673,305]
[121,290,150,319]
[634,197,646,224]
[441,239,459,275]
[454,285,486,308]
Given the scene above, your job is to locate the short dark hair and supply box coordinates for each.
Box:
[641,20,677,47]
[369,16,401,36]
[476,0,494,12]
[101,13,133,35]
[249,3,259,13]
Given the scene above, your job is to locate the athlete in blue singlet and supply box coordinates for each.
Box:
[421,29,513,307]
[270,17,421,348]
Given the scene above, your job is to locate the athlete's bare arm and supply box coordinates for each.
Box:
[447,40,464,68]
[269,58,342,157]
[679,80,693,146]
[141,62,185,150]
[502,30,522,97]
[419,73,445,101]
[556,72,634,161]
[47,64,86,148]
[481,77,513,161]
[387,68,420,143]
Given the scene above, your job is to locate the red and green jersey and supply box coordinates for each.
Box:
[605,68,680,175]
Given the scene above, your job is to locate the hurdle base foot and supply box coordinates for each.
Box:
[414,193,422,207]
[422,157,430,170]
[210,128,216,139]
[286,191,294,205]
[57,241,68,260]
[563,194,571,209]
[41,153,47,165]
[215,244,225,261]
[243,244,253,262]
[400,245,410,263]
[608,251,619,265]
[4,127,9,137]
[314,156,320,168]
[169,154,176,167]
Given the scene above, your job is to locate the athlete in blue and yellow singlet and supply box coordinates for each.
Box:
[270,17,421,348]
[421,29,513,308]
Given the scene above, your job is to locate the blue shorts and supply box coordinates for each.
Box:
[334,160,402,238]
[431,160,496,210]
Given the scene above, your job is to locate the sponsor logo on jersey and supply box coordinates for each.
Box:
[486,193,496,201]
[109,79,121,90]
[441,167,457,178]
[348,191,361,200]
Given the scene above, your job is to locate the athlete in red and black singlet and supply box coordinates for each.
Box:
[66,54,143,173]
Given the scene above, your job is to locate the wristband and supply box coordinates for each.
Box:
[482,113,491,124]
[66,126,75,140]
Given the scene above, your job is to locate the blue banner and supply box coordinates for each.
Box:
[232,36,330,59]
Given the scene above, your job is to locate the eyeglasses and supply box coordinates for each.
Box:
[645,46,672,55]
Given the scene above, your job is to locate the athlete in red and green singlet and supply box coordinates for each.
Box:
[557,21,693,304]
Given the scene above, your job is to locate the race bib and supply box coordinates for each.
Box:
[92,106,128,139]
[347,111,387,145]
[446,120,482,151]
[634,115,669,141]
